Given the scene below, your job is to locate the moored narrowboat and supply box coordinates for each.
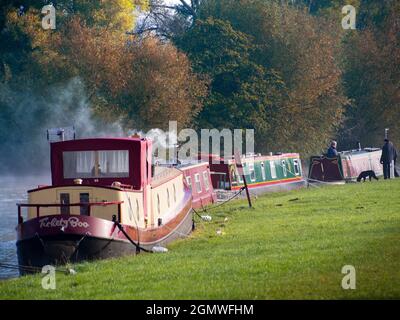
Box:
[200,153,306,196]
[178,162,217,209]
[16,137,193,273]
[154,160,217,209]
[308,148,383,183]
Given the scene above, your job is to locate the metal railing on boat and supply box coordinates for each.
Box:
[16,201,124,224]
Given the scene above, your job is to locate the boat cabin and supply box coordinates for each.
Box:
[200,153,305,192]
[309,148,383,182]
[22,137,190,231]
[50,138,152,189]
[178,162,217,209]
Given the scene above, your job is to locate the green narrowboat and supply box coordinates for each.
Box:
[202,153,306,194]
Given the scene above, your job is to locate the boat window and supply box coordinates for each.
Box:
[293,159,300,176]
[186,176,192,190]
[80,193,90,216]
[216,173,227,189]
[63,150,129,179]
[231,167,237,182]
[136,199,140,221]
[203,171,210,191]
[270,161,277,179]
[173,184,177,203]
[167,188,170,208]
[157,194,161,216]
[249,162,256,182]
[195,173,202,193]
[261,162,266,181]
[60,193,70,215]
[282,160,287,177]
[237,168,243,183]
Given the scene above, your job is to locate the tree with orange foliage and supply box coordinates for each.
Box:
[342,2,400,148]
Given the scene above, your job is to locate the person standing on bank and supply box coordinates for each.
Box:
[380,139,398,179]
[393,142,399,178]
[327,140,338,158]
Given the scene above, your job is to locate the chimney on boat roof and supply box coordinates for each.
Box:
[131,133,141,139]
[47,126,75,142]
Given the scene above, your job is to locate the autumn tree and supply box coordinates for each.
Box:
[0,1,207,173]
[341,1,400,148]
[177,0,347,155]
[175,17,286,154]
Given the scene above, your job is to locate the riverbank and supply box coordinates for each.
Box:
[1,179,399,299]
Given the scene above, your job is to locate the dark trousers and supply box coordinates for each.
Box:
[383,162,392,179]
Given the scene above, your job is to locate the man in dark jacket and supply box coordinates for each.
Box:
[380,139,398,179]
[327,140,338,158]
[395,146,399,178]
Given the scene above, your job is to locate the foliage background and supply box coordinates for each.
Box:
[0,0,398,173]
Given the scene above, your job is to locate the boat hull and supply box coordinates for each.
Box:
[16,234,138,273]
[232,177,306,193]
[16,195,193,275]
[216,178,306,201]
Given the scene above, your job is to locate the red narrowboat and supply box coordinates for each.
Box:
[178,162,217,209]
[16,137,193,273]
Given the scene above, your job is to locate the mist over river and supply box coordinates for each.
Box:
[0,175,50,279]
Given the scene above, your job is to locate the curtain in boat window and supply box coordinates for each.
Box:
[77,151,95,174]
[63,151,95,179]
[98,150,129,177]
[63,150,129,179]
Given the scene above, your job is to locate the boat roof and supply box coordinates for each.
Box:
[155,159,210,171]
[199,152,301,165]
[51,137,145,147]
[339,147,381,155]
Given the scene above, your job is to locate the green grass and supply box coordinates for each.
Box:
[1,180,399,299]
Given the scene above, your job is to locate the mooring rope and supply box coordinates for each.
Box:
[162,223,193,239]
[112,216,151,253]
[0,262,74,275]
[196,187,245,214]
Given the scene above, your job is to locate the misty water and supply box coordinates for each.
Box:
[0,176,50,279]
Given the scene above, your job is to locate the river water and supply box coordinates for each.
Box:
[0,176,50,279]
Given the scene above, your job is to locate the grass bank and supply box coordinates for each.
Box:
[1,180,399,299]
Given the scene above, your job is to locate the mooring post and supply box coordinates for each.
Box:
[242,173,252,208]
[235,151,252,208]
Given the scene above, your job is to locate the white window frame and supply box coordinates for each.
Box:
[261,162,266,181]
[282,160,287,177]
[293,159,301,176]
[270,161,277,179]
[203,171,210,191]
[194,173,202,193]
[186,176,192,190]
[249,162,256,182]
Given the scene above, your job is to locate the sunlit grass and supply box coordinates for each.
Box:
[1,179,399,299]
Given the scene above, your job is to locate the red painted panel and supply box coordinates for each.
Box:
[180,163,216,208]
[309,157,343,182]
[50,138,147,190]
